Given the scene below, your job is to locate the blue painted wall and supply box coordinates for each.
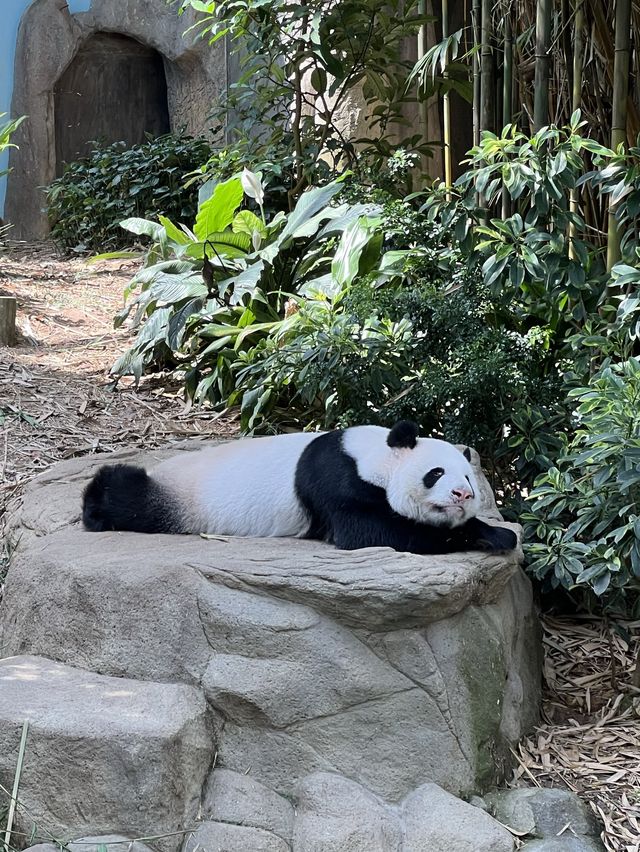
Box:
[0,0,93,217]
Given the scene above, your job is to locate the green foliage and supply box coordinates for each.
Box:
[113,177,559,461]
[524,359,640,612]
[45,133,213,253]
[422,115,610,342]
[110,171,408,426]
[176,0,430,204]
[0,113,26,179]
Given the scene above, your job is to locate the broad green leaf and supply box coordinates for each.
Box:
[331,217,379,288]
[87,250,142,263]
[233,210,267,240]
[159,215,191,245]
[148,272,208,304]
[120,218,166,240]
[279,178,345,243]
[195,177,244,241]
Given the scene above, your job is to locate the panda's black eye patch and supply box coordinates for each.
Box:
[423,467,445,489]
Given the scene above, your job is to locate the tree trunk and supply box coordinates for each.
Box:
[501,8,513,219]
[569,0,584,260]
[480,0,493,133]
[442,0,452,189]
[607,0,632,271]
[472,0,481,145]
[533,0,552,130]
[0,297,17,347]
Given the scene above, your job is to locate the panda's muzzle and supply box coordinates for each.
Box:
[450,486,474,504]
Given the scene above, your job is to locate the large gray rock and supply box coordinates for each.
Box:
[486,788,601,840]
[184,822,290,852]
[202,769,294,842]
[292,772,401,852]
[1,443,542,845]
[68,837,155,852]
[520,840,604,852]
[402,783,515,852]
[0,656,212,852]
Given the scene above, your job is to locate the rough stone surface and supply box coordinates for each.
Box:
[520,840,605,852]
[184,822,290,852]
[23,846,59,852]
[402,783,515,852]
[6,0,227,237]
[1,442,542,846]
[202,769,294,841]
[68,837,154,852]
[0,656,212,852]
[486,788,601,839]
[292,772,401,851]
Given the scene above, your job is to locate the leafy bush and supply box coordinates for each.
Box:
[110,171,411,428]
[177,0,430,206]
[524,359,640,612]
[111,175,561,470]
[46,133,213,252]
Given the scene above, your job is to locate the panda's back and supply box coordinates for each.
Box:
[152,432,321,536]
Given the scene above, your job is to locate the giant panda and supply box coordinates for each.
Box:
[82,420,517,554]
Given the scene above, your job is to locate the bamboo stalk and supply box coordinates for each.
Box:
[501,7,513,220]
[442,0,452,189]
[534,0,552,130]
[607,0,632,272]
[3,722,29,852]
[472,0,481,145]
[480,0,493,133]
[568,0,584,260]
[417,0,429,173]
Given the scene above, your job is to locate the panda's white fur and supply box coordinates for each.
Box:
[152,432,318,536]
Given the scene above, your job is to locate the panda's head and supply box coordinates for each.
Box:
[384,421,479,528]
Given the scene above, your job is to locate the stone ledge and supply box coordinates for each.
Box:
[0,656,212,852]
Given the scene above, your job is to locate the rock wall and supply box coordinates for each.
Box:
[0,442,542,850]
[5,0,226,238]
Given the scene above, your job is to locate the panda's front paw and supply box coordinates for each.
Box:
[483,526,518,552]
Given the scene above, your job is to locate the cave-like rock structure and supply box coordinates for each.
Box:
[0,441,542,851]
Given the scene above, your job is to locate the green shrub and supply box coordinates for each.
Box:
[45,133,213,253]
[524,358,640,612]
[109,171,414,432]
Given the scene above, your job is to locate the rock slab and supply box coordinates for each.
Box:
[486,788,603,846]
[0,656,212,851]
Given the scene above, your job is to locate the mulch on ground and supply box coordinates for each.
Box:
[513,616,640,852]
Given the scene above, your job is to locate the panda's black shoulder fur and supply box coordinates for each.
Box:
[294,428,517,554]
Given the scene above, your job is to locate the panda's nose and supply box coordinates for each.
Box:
[451,487,473,503]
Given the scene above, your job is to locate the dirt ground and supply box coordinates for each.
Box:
[0,239,236,531]
[0,240,639,852]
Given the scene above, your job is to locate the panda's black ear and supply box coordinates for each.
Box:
[463,447,472,462]
[387,420,419,449]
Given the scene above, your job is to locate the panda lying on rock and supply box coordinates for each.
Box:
[82,420,517,555]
